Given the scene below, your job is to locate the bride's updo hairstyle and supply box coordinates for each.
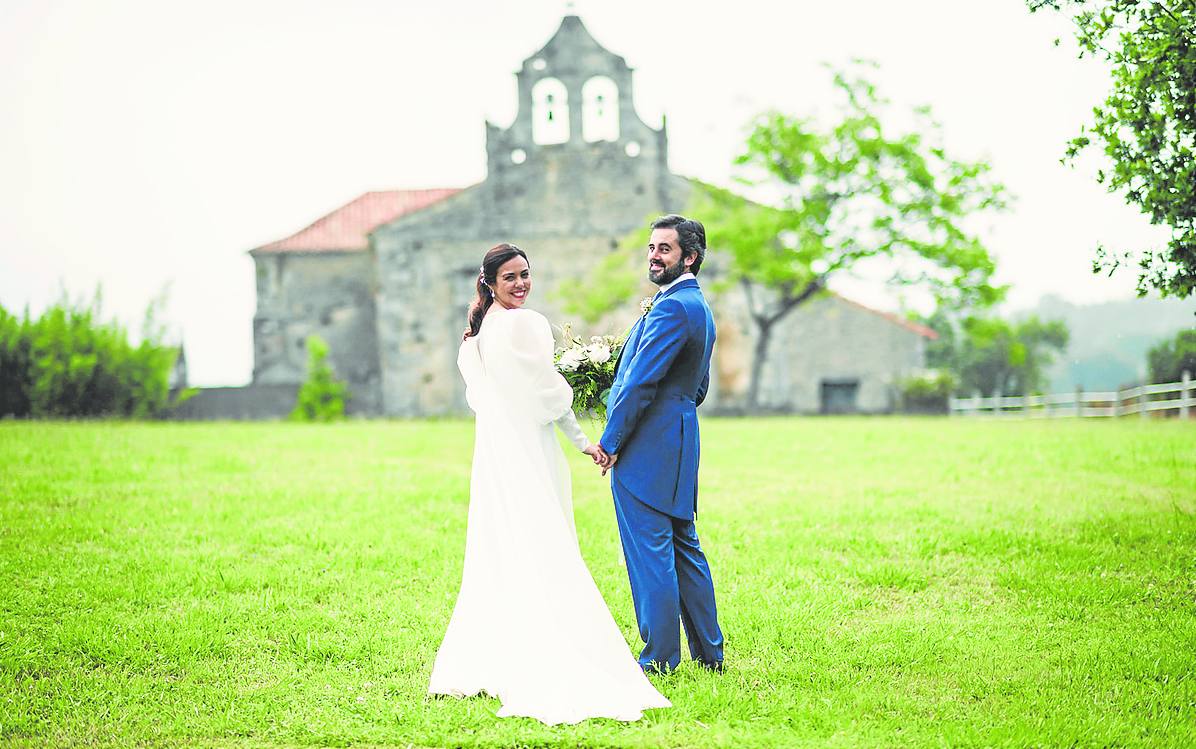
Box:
[464,243,529,339]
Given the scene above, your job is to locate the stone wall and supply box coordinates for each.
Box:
[169,382,382,420]
[169,384,298,420]
[711,292,928,413]
[251,251,380,411]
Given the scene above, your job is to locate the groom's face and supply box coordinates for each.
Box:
[647,228,693,286]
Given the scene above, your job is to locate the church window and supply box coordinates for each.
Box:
[532,78,569,144]
[582,76,619,142]
[510,148,527,164]
[624,140,641,158]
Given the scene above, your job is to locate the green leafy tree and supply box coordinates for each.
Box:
[923,307,960,372]
[290,335,349,422]
[558,236,648,326]
[1147,328,1196,383]
[1030,0,1196,298]
[934,315,1070,396]
[700,63,1008,409]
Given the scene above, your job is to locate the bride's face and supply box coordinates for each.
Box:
[492,255,531,309]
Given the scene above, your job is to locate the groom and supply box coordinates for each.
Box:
[596,214,725,674]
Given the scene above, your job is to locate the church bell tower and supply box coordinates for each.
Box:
[482,15,676,235]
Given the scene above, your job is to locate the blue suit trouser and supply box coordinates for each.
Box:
[612,481,724,672]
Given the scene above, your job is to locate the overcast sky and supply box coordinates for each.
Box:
[1,0,1180,385]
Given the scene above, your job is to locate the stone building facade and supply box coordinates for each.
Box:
[245,15,933,418]
[250,189,459,414]
[713,292,935,413]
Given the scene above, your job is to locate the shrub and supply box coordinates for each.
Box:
[0,294,182,418]
[1147,329,1196,384]
[0,306,33,417]
[290,335,349,422]
[899,370,957,414]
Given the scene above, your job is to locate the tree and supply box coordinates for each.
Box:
[290,335,349,422]
[1147,328,1196,382]
[923,307,960,372]
[700,63,1008,409]
[928,314,1070,396]
[1029,0,1196,298]
[557,236,647,326]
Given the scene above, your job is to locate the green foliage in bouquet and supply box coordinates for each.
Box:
[554,324,622,420]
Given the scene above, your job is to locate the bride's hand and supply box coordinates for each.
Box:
[583,444,607,465]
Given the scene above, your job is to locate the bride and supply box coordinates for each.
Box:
[428,243,671,725]
[428,241,674,722]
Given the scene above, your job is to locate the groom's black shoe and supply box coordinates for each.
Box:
[697,659,724,674]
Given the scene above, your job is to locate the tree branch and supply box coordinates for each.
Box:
[1156,2,1182,26]
[740,277,767,327]
[764,277,825,327]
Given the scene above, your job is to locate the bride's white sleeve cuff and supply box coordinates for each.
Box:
[553,410,592,452]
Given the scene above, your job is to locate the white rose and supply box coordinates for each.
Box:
[558,348,586,372]
[584,344,611,365]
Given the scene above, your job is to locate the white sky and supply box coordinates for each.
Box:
[0,0,1175,385]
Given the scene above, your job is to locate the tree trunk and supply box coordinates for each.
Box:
[741,277,825,412]
[747,318,774,411]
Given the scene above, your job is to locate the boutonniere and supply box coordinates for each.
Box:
[639,297,655,316]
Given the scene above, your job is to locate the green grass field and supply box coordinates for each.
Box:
[2,417,1194,748]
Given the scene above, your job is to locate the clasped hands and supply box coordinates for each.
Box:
[583,444,618,476]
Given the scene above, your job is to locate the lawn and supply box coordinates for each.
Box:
[1,417,1194,748]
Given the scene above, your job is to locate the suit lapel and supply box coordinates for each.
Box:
[613,316,645,375]
[614,279,700,377]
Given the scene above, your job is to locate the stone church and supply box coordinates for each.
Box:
[242,15,934,418]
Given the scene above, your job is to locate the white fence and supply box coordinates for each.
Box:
[949,371,1194,419]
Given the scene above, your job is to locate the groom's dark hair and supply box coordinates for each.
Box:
[651,214,706,275]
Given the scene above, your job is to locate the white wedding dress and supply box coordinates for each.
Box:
[428,305,670,725]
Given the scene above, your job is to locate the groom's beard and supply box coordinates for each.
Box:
[649,256,687,286]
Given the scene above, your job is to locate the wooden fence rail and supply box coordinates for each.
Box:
[949,371,1194,419]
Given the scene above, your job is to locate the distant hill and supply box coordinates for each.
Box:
[1019,295,1196,391]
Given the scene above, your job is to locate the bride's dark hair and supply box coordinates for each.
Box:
[464,243,529,339]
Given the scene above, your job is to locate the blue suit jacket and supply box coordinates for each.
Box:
[600,278,715,520]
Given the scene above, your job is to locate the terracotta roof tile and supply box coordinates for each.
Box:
[253,188,462,253]
[833,292,939,340]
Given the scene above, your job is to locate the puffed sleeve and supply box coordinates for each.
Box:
[486,309,575,425]
[457,337,486,414]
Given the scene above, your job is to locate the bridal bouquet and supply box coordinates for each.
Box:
[554,324,622,420]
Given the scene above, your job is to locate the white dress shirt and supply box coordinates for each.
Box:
[655,272,695,297]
